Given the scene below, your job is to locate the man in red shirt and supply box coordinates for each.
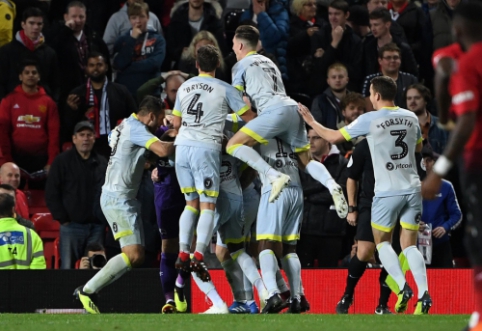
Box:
[0,60,59,175]
[422,3,482,330]
[0,162,29,218]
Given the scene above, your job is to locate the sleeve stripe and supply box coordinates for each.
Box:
[172,109,182,117]
[417,136,423,144]
[339,127,352,141]
[145,137,159,149]
[231,113,239,133]
[236,104,250,116]
[234,85,244,92]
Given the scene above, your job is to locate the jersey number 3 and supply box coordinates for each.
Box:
[390,129,408,160]
[187,94,204,123]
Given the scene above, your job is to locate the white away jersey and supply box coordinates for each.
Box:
[258,138,301,194]
[339,107,422,197]
[103,114,160,199]
[231,52,297,113]
[173,74,249,150]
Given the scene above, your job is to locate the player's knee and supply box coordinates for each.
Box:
[123,248,145,268]
[162,238,179,254]
[282,242,297,256]
[215,245,231,262]
[357,242,375,262]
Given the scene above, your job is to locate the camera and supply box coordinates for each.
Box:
[89,254,107,269]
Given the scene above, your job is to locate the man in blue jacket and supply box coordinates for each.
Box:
[113,2,165,101]
[421,145,462,268]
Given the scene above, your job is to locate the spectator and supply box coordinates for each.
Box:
[346,5,371,40]
[286,0,324,94]
[113,2,166,99]
[137,71,189,107]
[0,193,46,269]
[421,145,462,268]
[361,43,417,110]
[0,162,29,219]
[405,83,448,155]
[310,63,350,130]
[363,8,418,79]
[45,121,108,269]
[239,0,290,80]
[387,0,426,61]
[64,52,136,158]
[178,30,228,82]
[430,0,461,51]
[422,0,440,15]
[79,243,107,269]
[167,0,226,69]
[0,0,15,47]
[0,183,34,229]
[297,128,348,267]
[310,0,362,95]
[0,60,59,174]
[0,7,60,101]
[104,0,163,56]
[364,0,407,43]
[336,92,366,156]
[45,1,111,105]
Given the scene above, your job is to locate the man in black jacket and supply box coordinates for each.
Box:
[45,121,108,269]
[297,127,348,267]
[45,1,111,106]
[65,52,136,158]
[167,0,226,69]
[309,0,362,95]
[362,8,418,79]
[0,7,60,101]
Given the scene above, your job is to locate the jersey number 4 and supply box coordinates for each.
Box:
[390,129,408,160]
[187,94,204,123]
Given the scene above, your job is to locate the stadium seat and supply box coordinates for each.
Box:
[53,237,60,269]
[31,213,60,269]
[24,190,49,216]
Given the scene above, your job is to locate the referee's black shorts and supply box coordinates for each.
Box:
[355,199,374,243]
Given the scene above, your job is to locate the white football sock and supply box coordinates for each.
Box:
[259,249,279,296]
[83,253,131,294]
[230,145,275,180]
[195,210,215,254]
[275,266,290,293]
[305,160,337,193]
[281,253,302,298]
[221,258,246,302]
[233,250,266,296]
[403,245,428,299]
[179,206,199,252]
[243,274,254,301]
[192,272,225,307]
[377,241,406,291]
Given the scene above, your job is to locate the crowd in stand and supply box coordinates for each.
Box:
[0,0,466,269]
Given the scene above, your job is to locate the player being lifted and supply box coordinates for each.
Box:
[170,45,250,281]
[225,26,347,218]
[298,76,432,314]
[74,96,176,314]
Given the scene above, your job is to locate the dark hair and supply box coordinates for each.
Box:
[234,25,259,49]
[378,42,401,59]
[138,95,164,116]
[0,184,15,192]
[22,7,44,22]
[370,76,397,101]
[18,60,40,75]
[404,83,432,104]
[0,193,15,218]
[329,0,349,14]
[66,1,86,13]
[341,92,366,111]
[87,51,107,63]
[369,7,391,23]
[197,44,220,72]
[347,5,369,26]
[128,2,149,17]
[84,242,105,256]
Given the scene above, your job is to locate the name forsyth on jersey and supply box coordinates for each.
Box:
[377,118,414,130]
[184,83,214,94]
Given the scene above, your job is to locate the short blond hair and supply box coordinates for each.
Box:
[292,0,308,16]
[128,2,149,17]
[327,62,348,76]
[181,30,225,69]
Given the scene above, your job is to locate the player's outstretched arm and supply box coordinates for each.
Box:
[434,57,456,130]
[297,103,345,144]
[149,128,176,158]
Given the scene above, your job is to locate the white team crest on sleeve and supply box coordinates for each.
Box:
[347,156,353,168]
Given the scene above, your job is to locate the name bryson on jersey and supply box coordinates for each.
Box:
[377,118,414,130]
[183,83,214,94]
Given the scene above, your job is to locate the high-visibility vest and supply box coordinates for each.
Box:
[0,217,46,269]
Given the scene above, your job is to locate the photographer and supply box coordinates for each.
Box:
[79,243,107,270]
